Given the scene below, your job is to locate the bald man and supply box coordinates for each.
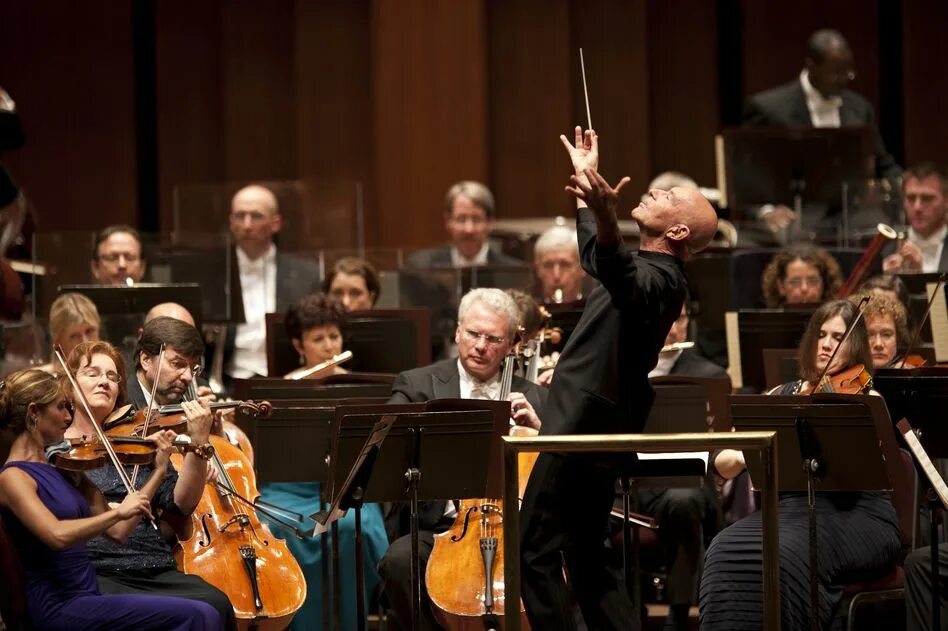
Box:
[224,185,320,381]
[145,302,195,326]
[518,128,717,631]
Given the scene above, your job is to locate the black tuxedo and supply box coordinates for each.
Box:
[378,357,547,631]
[669,349,730,380]
[404,244,525,269]
[743,79,900,179]
[519,208,688,630]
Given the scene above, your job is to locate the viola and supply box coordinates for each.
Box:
[896,354,927,370]
[104,400,272,438]
[799,363,873,395]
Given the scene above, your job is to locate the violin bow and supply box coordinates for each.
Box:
[131,343,165,488]
[899,273,947,369]
[810,295,870,391]
[54,345,158,529]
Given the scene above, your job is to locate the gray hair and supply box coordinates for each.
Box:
[534,225,579,258]
[457,288,520,338]
[445,181,496,218]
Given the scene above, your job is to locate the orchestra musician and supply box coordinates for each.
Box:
[848,292,909,369]
[90,225,147,286]
[533,225,588,303]
[859,274,911,313]
[761,243,843,308]
[378,287,546,631]
[0,368,222,630]
[518,127,716,630]
[322,256,380,312]
[700,299,901,630]
[882,162,948,273]
[37,292,101,375]
[258,292,388,630]
[61,341,235,629]
[649,300,729,380]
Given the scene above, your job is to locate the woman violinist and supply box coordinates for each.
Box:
[700,299,902,630]
[260,292,389,630]
[0,368,222,630]
[61,340,236,629]
[848,292,911,369]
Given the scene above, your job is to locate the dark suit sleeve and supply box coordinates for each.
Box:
[741,96,772,126]
[387,371,415,404]
[577,207,651,308]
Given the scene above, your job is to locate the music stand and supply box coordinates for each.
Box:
[762,348,799,392]
[726,309,814,392]
[729,393,908,627]
[317,401,509,631]
[231,378,393,402]
[651,375,733,432]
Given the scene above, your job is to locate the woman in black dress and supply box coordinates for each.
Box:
[699,299,901,630]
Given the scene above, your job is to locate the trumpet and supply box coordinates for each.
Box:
[285,350,353,380]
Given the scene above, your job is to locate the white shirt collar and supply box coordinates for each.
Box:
[457,359,501,400]
[236,243,277,270]
[800,70,843,128]
[450,242,490,268]
[908,224,948,248]
[137,376,155,409]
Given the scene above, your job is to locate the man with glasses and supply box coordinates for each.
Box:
[405,180,525,269]
[534,224,590,303]
[378,287,546,631]
[223,184,320,382]
[130,315,207,409]
[91,224,147,285]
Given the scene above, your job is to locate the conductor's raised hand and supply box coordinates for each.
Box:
[559,127,599,181]
[566,168,631,219]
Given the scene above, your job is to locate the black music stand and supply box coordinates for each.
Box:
[875,369,948,630]
[730,394,907,629]
[316,401,509,631]
[231,377,393,402]
[730,309,814,392]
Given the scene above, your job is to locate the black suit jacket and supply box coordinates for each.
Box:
[743,79,900,179]
[384,357,548,538]
[539,209,687,437]
[404,244,525,269]
[221,249,322,378]
[669,349,730,381]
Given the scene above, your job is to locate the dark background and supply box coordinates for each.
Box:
[1,0,945,249]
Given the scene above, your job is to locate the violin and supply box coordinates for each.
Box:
[103,400,273,438]
[51,434,214,472]
[799,363,873,395]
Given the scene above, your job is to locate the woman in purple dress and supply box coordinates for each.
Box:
[0,368,222,631]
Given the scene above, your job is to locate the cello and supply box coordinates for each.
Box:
[426,342,534,630]
[170,396,306,630]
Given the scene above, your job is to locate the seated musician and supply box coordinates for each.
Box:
[378,287,546,631]
[322,256,380,312]
[761,243,843,307]
[90,225,147,286]
[38,292,101,374]
[533,225,588,303]
[0,368,222,630]
[848,292,910,369]
[283,293,351,379]
[650,299,728,380]
[859,274,911,312]
[256,292,389,631]
[61,340,236,629]
[700,300,901,630]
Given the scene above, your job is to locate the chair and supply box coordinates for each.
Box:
[842,449,918,631]
[0,514,29,630]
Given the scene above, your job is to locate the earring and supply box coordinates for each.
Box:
[299,354,306,366]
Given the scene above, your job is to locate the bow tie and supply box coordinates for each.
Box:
[470,381,500,400]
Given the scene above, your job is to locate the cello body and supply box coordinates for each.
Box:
[171,435,305,630]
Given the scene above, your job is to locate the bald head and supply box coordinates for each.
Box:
[632,186,717,260]
[230,184,282,259]
[145,302,195,327]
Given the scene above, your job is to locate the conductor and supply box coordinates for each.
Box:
[518,128,717,630]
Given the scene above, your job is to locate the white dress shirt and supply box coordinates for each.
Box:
[800,70,842,128]
[648,350,682,379]
[458,359,501,400]
[450,242,490,268]
[229,244,277,378]
[908,225,948,273]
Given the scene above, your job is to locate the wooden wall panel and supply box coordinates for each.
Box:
[372,0,489,249]
[647,0,720,187]
[0,2,138,230]
[902,0,948,166]
[487,0,573,220]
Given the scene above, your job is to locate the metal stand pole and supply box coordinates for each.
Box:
[354,492,366,631]
[407,467,422,631]
[806,460,821,631]
[929,492,941,631]
[331,520,341,631]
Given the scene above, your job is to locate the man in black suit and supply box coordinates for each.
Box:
[518,128,718,630]
[223,184,321,381]
[405,180,524,269]
[882,162,948,273]
[651,302,729,381]
[127,315,207,409]
[378,287,547,631]
[743,29,900,234]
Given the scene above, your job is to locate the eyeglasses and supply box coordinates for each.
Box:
[449,215,488,227]
[461,329,506,347]
[97,253,140,264]
[165,354,202,377]
[783,276,822,289]
[77,367,122,384]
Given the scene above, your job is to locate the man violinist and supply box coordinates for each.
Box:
[518,128,717,630]
[378,287,547,631]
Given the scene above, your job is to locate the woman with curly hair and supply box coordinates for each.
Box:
[848,291,910,368]
[761,243,843,308]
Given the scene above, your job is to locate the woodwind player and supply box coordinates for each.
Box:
[883,163,948,273]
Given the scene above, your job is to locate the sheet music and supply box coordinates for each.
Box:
[897,419,948,510]
[725,311,742,389]
[927,282,948,362]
